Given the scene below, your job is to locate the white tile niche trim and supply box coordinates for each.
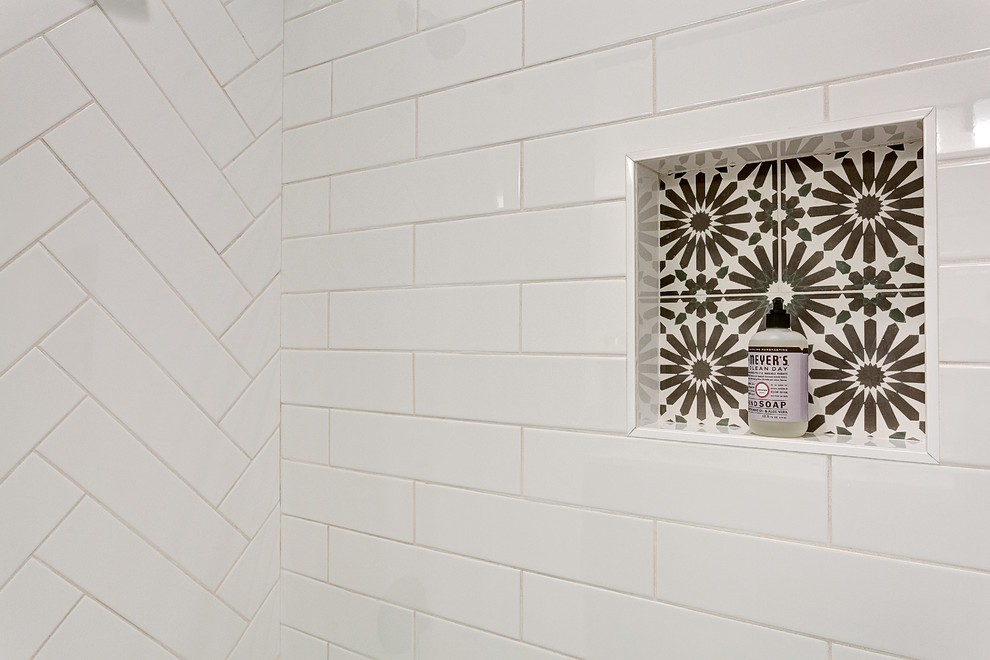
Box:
[627,108,940,463]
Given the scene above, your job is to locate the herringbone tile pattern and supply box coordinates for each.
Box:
[0,1,281,657]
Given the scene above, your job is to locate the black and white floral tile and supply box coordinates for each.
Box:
[658,161,778,296]
[643,135,927,445]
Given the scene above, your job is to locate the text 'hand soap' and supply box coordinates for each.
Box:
[747,297,809,438]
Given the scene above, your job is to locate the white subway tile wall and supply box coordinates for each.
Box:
[0,1,280,657]
[278,1,990,658]
[5,0,990,658]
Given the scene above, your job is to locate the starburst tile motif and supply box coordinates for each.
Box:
[658,161,777,296]
[782,142,925,291]
[636,118,930,449]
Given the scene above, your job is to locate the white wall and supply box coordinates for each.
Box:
[0,0,282,658]
[280,1,990,659]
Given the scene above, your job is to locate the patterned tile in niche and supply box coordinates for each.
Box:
[780,120,923,161]
[658,161,778,297]
[658,296,759,428]
[793,292,925,442]
[781,142,925,292]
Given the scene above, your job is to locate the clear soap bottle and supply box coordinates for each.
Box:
[747,297,809,438]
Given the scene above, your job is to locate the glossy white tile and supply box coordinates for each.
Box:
[283,63,332,129]
[225,47,283,136]
[331,144,520,231]
[333,4,521,114]
[328,285,519,351]
[35,598,176,660]
[227,0,283,58]
[830,55,990,161]
[227,585,280,660]
[0,38,88,161]
[522,280,626,354]
[98,0,253,166]
[415,353,626,432]
[0,561,81,660]
[831,646,902,660]
[283,0,416,72]
[220,355,280,456]
[44,203,249,419]
[0,0,90,55]
[0,142,86,268]
[45,106,251,335]
[939,365,990,467]
[282,404,330,464]
[833,458,990,571]
[281,626,328,660]
[282,179,330,238]
[329,528,520,636]
[415,203,625,284]
[938,160,990,261]
[523,89,824,207]
[0,247,85,374]
[39,400,247,589]
[225,122,282,217]
[282,350,413,413]
[223,201,281,296]
[524,429,827,541]
[282,226,414,292]
[656,522,990,659]
[42,303,247,505]
[418,0,506,29]
[160,0,255,84]
[282,515,328,580]
[218,509,280,618]
[221,278,280,376]
[330,410,520,493]
[416,484,653,594]
[416,614,570,660]
[939,264,990,362]
[419,42,652,154]
[0,455,82,586]
[282,293,329,349]
[282,461,413,541]
[655,0,990,111]
[523,573,826,660]
[220,431,279,537]
[281,572,414,660]
[526,0,777,65]
[48,9,254,250]
[0,350,83,479]
[37,498,245,660]
[283,101,415,181]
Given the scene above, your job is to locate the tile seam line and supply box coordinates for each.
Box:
[283,1,516,75]
[215,503,281,618]
[0,87,91,171]
[215,427,282,519]
[222,576,281,660]
[289,462,990,575]
[277,623,375,660]
[34,344,255,542]
[30,551,206,659]
[31,593,87,659]
[0,461,87,595]
[36,163,257,392]
[0,192,91,276]
[65,4,253,185]
[280,274,627,295]
[30,450,252,612]
[155,0,263,135]
[281,198,624,239]
[39,119,255,348]
[0,393,87,487]
[38,45,253,301]
[0,3,94,61]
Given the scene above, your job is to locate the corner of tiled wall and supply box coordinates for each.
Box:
[0,0,282,657]
[278,1,990,659]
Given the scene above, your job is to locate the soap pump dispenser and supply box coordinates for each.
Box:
[747,297,809,438]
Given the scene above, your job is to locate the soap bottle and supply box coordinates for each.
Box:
[747,297,808,438]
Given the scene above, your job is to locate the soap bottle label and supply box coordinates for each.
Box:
[747,346,808,423]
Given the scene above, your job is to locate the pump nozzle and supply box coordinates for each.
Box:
[765,297,791,329]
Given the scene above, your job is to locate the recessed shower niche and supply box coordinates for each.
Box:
[627,109,940,462]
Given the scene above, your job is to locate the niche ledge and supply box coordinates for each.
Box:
[626,109,940,463]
